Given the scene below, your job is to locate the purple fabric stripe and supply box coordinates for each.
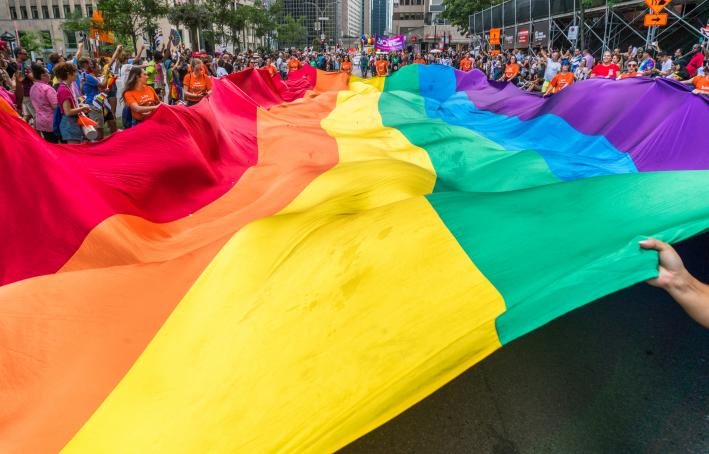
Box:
[454,70,709,172]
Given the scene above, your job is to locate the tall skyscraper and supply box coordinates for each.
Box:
[341,0,363,40]
[363,0,372,34]
[370,0,388,35]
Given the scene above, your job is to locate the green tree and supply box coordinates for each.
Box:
[63,10,92,36]
[224,6,247,51]
[97,0,168,51]
[276,14,306,49]
[19,31,47,53]
[440,0,495,32]
[167,2,211,50]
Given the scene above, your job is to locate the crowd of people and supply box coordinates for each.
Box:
[0,37,707,144]
[0,36,708,328]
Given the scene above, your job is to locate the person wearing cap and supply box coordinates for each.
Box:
[680,59,709,95]
[544,59,574,96]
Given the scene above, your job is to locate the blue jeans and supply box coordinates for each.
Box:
[122,105,134,129]
[59,115,82,141]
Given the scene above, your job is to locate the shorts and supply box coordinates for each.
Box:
[59,115,82,141]
[107,84,117,98]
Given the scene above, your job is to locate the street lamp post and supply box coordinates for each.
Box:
[304,0,338,46]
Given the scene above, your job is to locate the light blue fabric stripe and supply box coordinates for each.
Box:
[416,65,638,181]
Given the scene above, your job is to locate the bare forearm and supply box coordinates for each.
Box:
[131,104,158,114]
[667,271,709,328]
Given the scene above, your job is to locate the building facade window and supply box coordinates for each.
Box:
[20,5,28,18]
[64,31,77,48]
[86,4,93,16]
[63,4,71,16]
[41,31,51,48]
[53,4,60,17]
[10,6,17,19]
[42,5,49,17]
[31,5,39,18]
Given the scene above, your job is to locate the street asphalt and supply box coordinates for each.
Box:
[342,233,709,454]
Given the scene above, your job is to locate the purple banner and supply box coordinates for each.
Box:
[375,35,405,52]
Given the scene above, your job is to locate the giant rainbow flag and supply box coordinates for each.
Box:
[1,64,708,452]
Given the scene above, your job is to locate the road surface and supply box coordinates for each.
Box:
[343,233,709,453]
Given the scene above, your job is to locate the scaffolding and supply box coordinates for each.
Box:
[468,0,709,55]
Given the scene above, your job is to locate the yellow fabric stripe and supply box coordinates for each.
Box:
[348,74,385,93]
[63,91,505,453]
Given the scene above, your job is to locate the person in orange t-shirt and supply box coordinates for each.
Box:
[681,60,709,95]
[264,58,278,77]
[544,60,575,96]
[375,55,389,76]
[413,53,426,64]
[617,61,643,79]
[499,55,520,83]
[122,67,161,122]
[459,53,474,72]
[287,56,301,72]
[341,55,353,74]
[183,59,213,106]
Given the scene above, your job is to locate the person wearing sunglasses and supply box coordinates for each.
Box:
[617,60,643,79]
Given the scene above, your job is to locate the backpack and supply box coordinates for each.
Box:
[52,106,62,137]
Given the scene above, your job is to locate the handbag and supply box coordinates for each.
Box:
[77,113,98,140]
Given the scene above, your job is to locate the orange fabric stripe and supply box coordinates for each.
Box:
[314,70,349,92]
[0,92,339,453]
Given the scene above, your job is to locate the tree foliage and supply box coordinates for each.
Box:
[19,31,51,53]
[91,0,297,53]
[440,0,495,32]
[277,14,307,49]
[62,10,92,35]
[97,0,168,50]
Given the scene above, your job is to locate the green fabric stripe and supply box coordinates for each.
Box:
[378,88,560,193]
[427,170,709,344]
[383,64,420,94]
